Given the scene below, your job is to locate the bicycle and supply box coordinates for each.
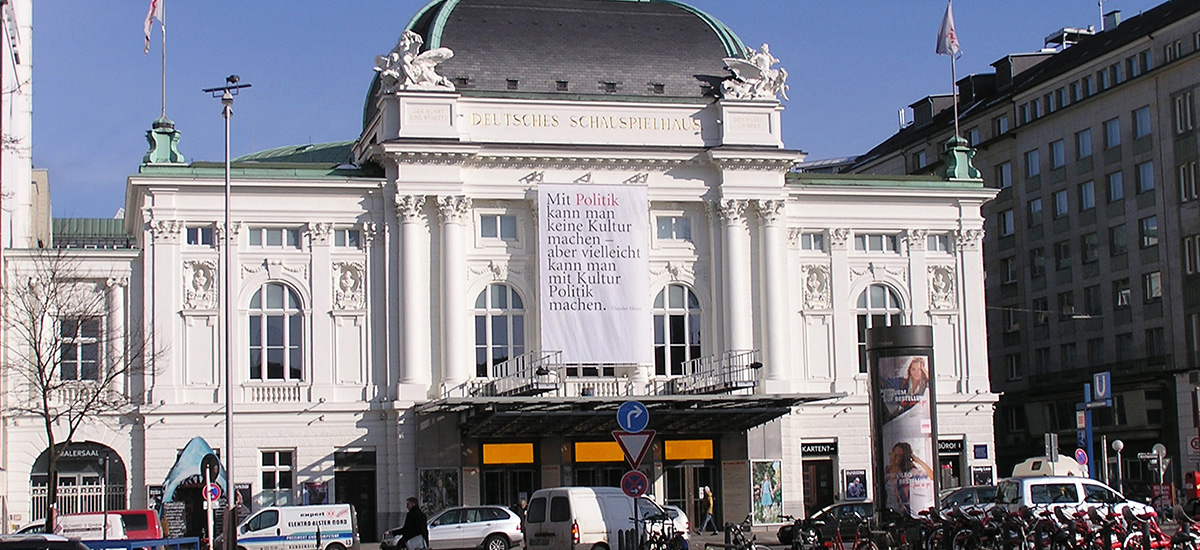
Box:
[632,511,686,550]
[724,515,771,550]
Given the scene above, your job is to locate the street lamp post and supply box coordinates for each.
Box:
[1112,439,1125,494]
[203,75,250,550]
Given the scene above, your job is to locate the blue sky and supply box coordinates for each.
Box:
[32,0,1165,218]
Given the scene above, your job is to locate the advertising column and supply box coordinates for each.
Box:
[866,325,937,518]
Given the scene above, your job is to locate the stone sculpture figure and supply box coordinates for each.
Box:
[721,43,789,101]
[374,30,455,93]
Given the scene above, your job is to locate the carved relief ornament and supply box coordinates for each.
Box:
[801,264,831,310]
[929,265,957,310]
[333,261,366,310]
[184,260,217,310]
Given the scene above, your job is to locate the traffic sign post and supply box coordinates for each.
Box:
[613,430,656,470]
[621,470,649,498]
[617,401,649,433]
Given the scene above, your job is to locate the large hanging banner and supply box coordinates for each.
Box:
[538,183,651,364]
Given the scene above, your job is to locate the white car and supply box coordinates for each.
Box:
[383,506,522,550]
[660,505,690,540]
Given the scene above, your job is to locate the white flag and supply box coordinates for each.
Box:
[143,0,162,54]
[936,1,961,57]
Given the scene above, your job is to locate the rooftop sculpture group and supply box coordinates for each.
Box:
[374,30,456,93]
[722,44,789,101]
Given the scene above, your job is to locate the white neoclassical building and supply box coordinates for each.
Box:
[1,0,997,539]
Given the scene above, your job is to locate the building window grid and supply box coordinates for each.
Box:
[1054,241,1071,271]
[1114,278,1131,308]
[995,162,1012,189]
[1143,271,1162,302]
[1140,216,1159,248]
[1083,285,1102,316]
[1136,161,1155,193]
[248,283,304,382]
[186,226,214,246]
[800,232,826,251]
[1076,128,1092,160]
[333,228,361,248]
[1179,161,1198,202]
[854,233,901,252]
[927,233,952,253]
[1006,354,1022,381]
[999,210,1015,236]
[653,284,702,376]
[1133,106,1152,138]
[1082,233,1099,264]
[248,227,301,248]
[60,318,101,381]
[1003,257,1018,284]
[1185,235,1200,275]
[1175,92,1195,134]
[1079,181,1095,211]
[1025,149,1041,178]
[1165,40,1182,63]
[1052,190,1068,219]
[1107,171,1125,202]
[1030,248,1046,277]
[261,450,295,507]
[475,284,526,378]
[856,285,905,373]
[1110,225,1128,256]
[1104,118,1121,149]
[656,216,692,241]
[480,214,518,241]
[1050,139,1065,169]
[1032,297,1049,326]
[1028,198,1043,227]
[1004,308,1021,333]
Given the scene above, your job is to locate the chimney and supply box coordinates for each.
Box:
[1103,10,1121,31]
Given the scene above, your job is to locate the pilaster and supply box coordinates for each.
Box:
[394,195,431,392]
[437,195,471,389]
[717,199,752,352]
[756,199,790,390]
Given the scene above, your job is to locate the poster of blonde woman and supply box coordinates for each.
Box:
[878,355,935,517]
[750,460,782,523]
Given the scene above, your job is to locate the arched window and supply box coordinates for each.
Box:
[856,284,905,373]
[653,284,702,376]
[248,283,303,381]
[474,284,525,377]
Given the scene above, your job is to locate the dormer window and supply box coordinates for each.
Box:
[454,76,470,88]
[556,80,569,92]
[506,79,519,90]
[651,83,665,94]
[602,81,617,93]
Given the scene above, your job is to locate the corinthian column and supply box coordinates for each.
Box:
[394,194,429,386]
[438,196,472,389]
[718,199,752,352]
[756,200,789,386]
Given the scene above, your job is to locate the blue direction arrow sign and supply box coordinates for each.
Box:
[617,401,649,433]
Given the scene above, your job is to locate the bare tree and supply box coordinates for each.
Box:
[2,249,155,528]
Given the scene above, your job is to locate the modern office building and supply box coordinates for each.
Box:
[2,0,998,536]
[850,0,1200,492]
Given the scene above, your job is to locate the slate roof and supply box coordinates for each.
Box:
[363,0,747,128]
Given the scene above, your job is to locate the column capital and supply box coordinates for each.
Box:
[307,222,334,244]
[755,199,786,225]
[437,195,472,224]
[149,220,184,242]
[362,222,380,246]
[906,228,928,252]
[106,276,130,289]
[955,228,983,250]
[394,194,427,222]
[828,228,852,250]
[713,199,749,225]
[214,222,243,248]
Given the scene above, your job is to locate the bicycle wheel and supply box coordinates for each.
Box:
[925,526,950,550]
[951,529,980,550]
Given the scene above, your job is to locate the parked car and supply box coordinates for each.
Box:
[660,505,690,540]
[939,485,997,512]
[994,476,1153,516]
[775,502,874,545]
[383,506,522,550]
[0,534,92,550]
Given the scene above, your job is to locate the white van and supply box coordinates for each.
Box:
[994,476,1154,516]
[237,504,359,550]
[524,487,665,550]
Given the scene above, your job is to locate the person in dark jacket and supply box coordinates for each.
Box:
[398,497,429,549]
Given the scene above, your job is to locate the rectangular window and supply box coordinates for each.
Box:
[60,318,101,381]
[1179,161,1199,202]
[1098,69,1111,90]
[1079,181,1095,210]
[261,450,295,506]
[1114,278,1131,308]
[1146,327,1165,357]
[1133,106,1152,138]
[1030,248,1046,277]
[1136,161,1155,193]
[1054,241,1071,271]
[1032,297,1049,326]
[1185,235,1200,275]
[995,162,1012,189]
[186,226,214,246]
[995,114,1010,135]
[1061,343,1078,368]
[1052,190,1068,218]
[333,228,361,248]
[1165,40,1182,63]
[1104,118,1121,149]
[1025,149,1041,178]
[1175,92,1195,134]
[1071,82,1082,102]
[1003,257,1018,284]
[656,216,692,241]
[1143,271,1162,302]
[1140,216,1159,248]
[1006,354,1021,381]
[799,232,825,251]
[926,233,952,252]
[1107,171,1125,202]
[1050,140,1065,169]
[1082,75,1095,96]
[248,227,301,248]
[1116,333,1134,361]
[1045,93,1056,114]
[1028,198,1043,227]
[1112,62,1125,84]
[1110,225,1128,256]
[1126,56,1140,79]
[1088,338,1105,364]
[1083,285,1102,316]
[1004,308,1021,333]
[853,233,900,252]
[967,127,980,146]
[1081,233,1099,264]
[999,210,1015,236]
[1058,291,1075,319]
[912,151,927,170]
[1034,347,1051,374]
[1140,49,1153,72]
[480,214,518,240]
[1076,128,1092,159]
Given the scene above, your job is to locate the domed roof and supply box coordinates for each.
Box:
[365,0,747,128]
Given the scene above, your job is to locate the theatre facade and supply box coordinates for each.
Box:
[2,0,997,537]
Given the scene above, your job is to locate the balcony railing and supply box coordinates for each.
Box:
[30,484,127,520]
[665,350,762,395]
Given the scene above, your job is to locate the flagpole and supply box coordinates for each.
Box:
[160,0,166,118]
[951,50,960,139]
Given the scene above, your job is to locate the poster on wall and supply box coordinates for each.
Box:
[419,469,460,515]
[538,183,651,364]
[750,460,782,524]
[843,469,868,501]
[878,354,936,517]
[303,481,329,505]
[970,466,994,486]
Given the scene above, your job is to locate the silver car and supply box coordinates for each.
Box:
[419,506,523,550]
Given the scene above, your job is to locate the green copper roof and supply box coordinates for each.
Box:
[788,172,986,190]
[233,140,357,164]
[53,218,131,238]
